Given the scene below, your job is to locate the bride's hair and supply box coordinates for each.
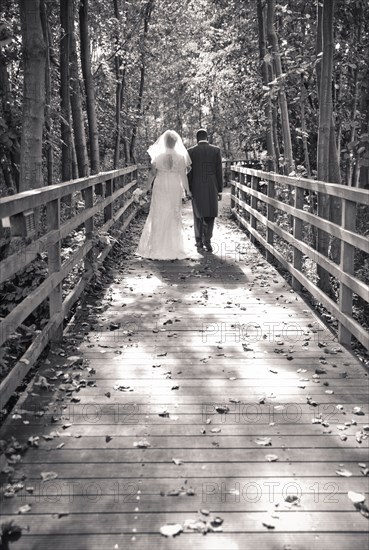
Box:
[164,131,177,149]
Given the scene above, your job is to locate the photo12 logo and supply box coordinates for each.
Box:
[202,480,340,504]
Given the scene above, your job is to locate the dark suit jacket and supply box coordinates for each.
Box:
[187,142,223,218]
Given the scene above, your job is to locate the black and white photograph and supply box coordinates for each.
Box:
[0,0,368,549]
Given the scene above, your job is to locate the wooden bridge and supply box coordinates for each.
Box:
[0,167,368,550]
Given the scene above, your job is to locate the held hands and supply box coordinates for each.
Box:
[218,193,222,201]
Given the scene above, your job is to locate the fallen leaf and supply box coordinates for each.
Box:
[262,518,276,529]
[265,454,279,462]
[160,524,183,537]
[348,491,366,504]
[255,437,272,446]
[172,458,183,465]
[215,405,230,414]
[336,468,353,477]
[40,471,58,481]
[134,439,151,448]
[18,504,31,514]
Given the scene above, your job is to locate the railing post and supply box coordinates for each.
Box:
[250,175,258,245]
[239,171,247,226]
[230,167,235,211]
[338,198,355,345]
[85,184,94,273]
[266,176,275,263]
[104,179,113,224]
[292,185,304,291]
[47,198,63,341]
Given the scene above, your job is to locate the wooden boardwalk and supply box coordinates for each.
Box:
[1,190,368,550]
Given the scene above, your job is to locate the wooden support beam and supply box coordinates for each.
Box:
[47,198,63,341]
[292,186,304,291]
[266,178,275,263]
[84,186,94,273]
[338,199,356,346]
[250,175,259,245]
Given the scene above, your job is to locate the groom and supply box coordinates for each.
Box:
[187,129,223,253]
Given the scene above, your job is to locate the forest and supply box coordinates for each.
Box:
[0,0,368,194]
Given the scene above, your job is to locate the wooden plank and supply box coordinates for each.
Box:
[104,179,113,223]
[233,181,369,253]
[0,166,137,218]
[0,511,368,535]
[292,185,304,291]
[47,198,63,341]
[84,186,94,273]
[232,166,369,205]
[21,447,369,464]
[339,199,356,345]
[266,177,275,262]
[2,491,364,514]
[250,175,258,244]
[3,533,369,550]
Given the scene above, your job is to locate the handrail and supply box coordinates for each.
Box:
[230,166,369,350]
[0,166,139,409]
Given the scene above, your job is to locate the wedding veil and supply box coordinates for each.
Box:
[148,130,191,173]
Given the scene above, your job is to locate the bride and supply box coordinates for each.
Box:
[137,130,197,260]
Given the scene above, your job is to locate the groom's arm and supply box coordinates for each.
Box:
[216,148,223,195]
[187,149,193,189]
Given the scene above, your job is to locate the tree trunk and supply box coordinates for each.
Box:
[0,52,21,191]
[316,0,335,292]
[113,0,125,169]
[60,0,73,187]
[130,0,154,163]
[358,48,369,189]
[18,0,46,192]
[300,77,311,177]
[257,0,275,172]
[40,0,53,185]
[79,0,100,175]
[121,68,129,166]
[266,0,294,174]
[70,3,89,178]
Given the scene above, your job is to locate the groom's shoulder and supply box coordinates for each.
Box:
[209,143,220,152]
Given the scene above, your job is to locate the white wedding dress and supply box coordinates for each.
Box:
[137,150,196,260]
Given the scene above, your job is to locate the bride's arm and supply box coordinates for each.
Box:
[147,164,157,190]
[181,170,191,196]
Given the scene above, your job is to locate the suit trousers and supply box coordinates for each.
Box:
[193,211,215,246]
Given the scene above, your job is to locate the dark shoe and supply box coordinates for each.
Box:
[196,245,204,253]
[205,243,213,252]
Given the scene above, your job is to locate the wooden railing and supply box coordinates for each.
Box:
[231,166,369,350]
[222,159,261,186]
[0,166,139,409]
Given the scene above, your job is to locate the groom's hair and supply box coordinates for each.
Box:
[196,129,208,142]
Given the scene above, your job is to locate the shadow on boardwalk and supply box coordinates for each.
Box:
[0,191,368,550]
